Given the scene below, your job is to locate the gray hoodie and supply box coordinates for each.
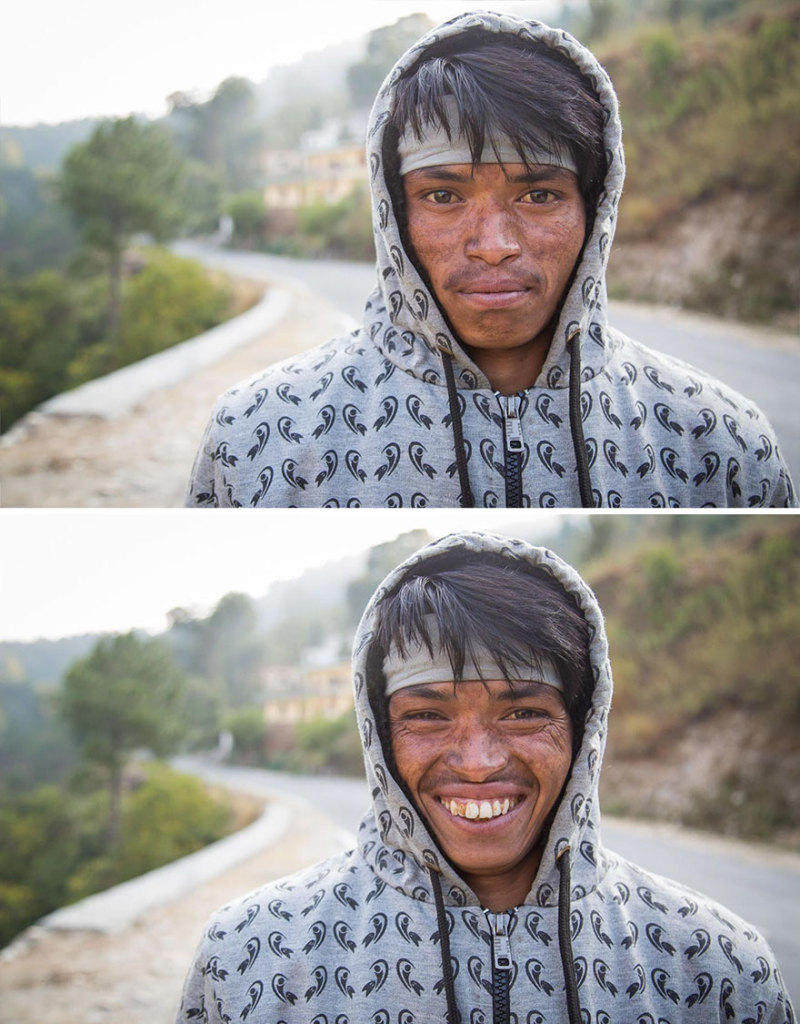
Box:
[186,12,795,510]
[177,532,795,1023]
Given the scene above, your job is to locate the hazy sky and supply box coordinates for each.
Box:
[1,1,558,127]
[0,509,573,641]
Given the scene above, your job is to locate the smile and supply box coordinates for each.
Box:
[439,796,519,820]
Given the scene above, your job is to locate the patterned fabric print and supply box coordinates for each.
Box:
[186,12,795,508]
[177,533,795,1023]
[186,324,795,508]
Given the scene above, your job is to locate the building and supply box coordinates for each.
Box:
[260,646,353,726]
[261,113,369,210]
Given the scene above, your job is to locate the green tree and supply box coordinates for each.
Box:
[0,166,79,280]
[67,763,231,896]
[345,530,432,627]
[167,593,265,707]
[201,594,265,706]
[168,78,262,191]
[223,706,267,761]
[347,15,434,107]
[60,117,185,344]
[59,633,186,850]
[227,190,269,247]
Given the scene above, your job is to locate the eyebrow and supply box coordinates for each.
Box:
[393,681,558,702]
[407,166,572,186]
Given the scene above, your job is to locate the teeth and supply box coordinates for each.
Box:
[442,797,517,821]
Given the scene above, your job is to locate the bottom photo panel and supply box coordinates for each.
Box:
[1,509,798,1024]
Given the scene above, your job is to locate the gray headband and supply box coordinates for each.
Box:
[383,615,564,697]
[398,95,577,176]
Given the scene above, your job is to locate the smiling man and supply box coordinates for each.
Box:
[187,12,795,508]
[177,532,795,1023]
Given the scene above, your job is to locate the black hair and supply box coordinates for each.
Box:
[367,549,594,762]
[383,31,608,238]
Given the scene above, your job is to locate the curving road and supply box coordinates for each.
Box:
[176,242,800,487]
[176,756,800,1009]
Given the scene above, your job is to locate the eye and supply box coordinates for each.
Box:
[504,707,550,722]
[424,189,458,205]
[404,709,446,721]
[520,189,557,205]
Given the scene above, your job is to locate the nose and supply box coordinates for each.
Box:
[464,204,522,265]
[443,723,509,780]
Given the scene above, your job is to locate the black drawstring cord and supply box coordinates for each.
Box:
[557,847,583,1024]
[429,867,460,1023]
[567,330,595,508]
[442,352,475,508]
[444,337,593,508]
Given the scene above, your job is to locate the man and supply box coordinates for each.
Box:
[186,12,795,508]
[177,532,795,1023]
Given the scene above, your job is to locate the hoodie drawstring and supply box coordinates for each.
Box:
[431,855,583,1024]
[442,352,476,508]
[557,846,584,1024]
[429,867,460,1023]
[442,340,595,509]
[568,331,595,508]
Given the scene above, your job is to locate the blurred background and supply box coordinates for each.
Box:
[1,0,798,505]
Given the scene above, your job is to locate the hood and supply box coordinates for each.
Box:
[352,531,613,909]
[365,10,625,392]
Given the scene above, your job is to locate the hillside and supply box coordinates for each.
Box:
[601,4,800,328]
[586,518,800,848]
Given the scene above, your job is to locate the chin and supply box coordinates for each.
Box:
[458,321,555,354]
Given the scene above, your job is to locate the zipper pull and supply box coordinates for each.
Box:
[486,911,513,972]
[497,393,524,456]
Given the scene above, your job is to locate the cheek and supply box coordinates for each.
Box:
[517,723,573,786]
[526,214,585,270]
[407,211,453,272]
[390,727,432,789]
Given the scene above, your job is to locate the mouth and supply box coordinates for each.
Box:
[438,796,520,821]
[456,286,531,311]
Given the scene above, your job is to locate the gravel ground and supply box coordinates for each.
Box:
[0,800,350,1024]
[0,286,349,508]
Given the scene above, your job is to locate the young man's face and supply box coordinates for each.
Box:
[403,163,586,389]
[389,677,573,907]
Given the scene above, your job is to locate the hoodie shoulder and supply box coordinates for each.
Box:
[602,852,795,1022]
[175,849,364,1024]
[185,330,391,508]
[602,329,797,507]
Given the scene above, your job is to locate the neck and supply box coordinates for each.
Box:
[461,853,541,913]
[464,329,553,395]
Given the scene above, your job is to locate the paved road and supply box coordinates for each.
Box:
[176,242,800,486]
[176,757,800,1008]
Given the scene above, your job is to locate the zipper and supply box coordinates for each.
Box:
[486,911,513,1024]
[496,393,524,507]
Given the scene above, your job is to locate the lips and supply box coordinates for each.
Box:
[455,279,534,311]
[459,278,532,295]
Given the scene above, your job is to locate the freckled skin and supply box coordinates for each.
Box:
[389,678,573,911]
[403,163,587,394]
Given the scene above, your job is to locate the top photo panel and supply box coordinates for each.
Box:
[2,3,797,508]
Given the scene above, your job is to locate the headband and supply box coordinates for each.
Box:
[398,95,577,176]
[383,616,564,697]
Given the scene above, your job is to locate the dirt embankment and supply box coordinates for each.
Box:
[0,287,346,508]
[0,799,348,1024]
[610,194,800,334]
